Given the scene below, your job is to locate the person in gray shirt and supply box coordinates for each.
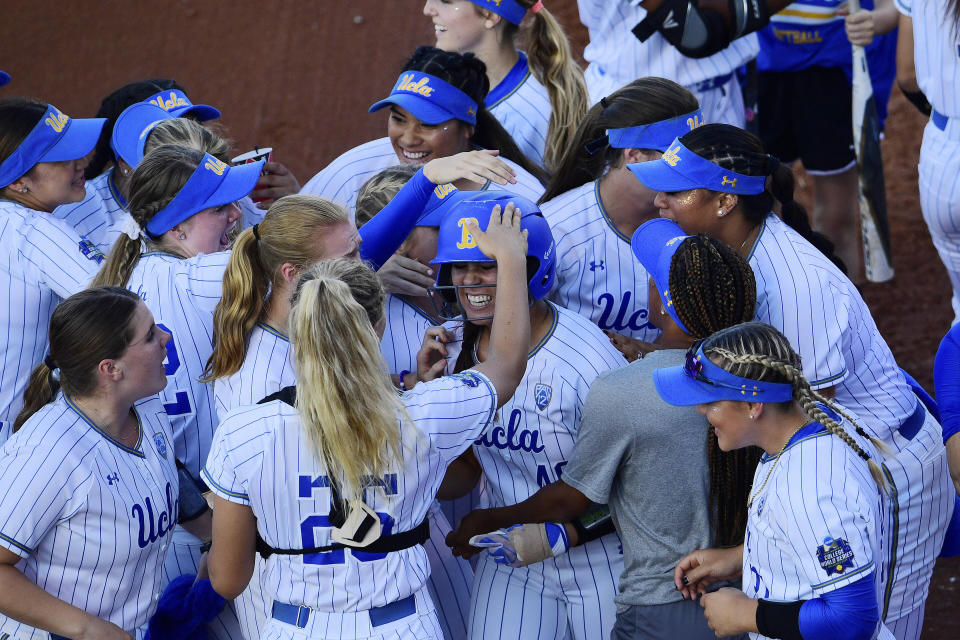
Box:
[449,219,758,639]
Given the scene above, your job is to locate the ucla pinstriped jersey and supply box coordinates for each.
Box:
[576,0,758,102]
[54,169,132,255]
[202,371,497,613]
[541,181,658,341]
[743,419,894,640]
[127,250,229,480]
[0,200,102,440]
[487,53,551,170]
[897,0,960,117]
[380,295,437,375]
[749,215,915,442]
[0,394,177,638]
[299,137,545,217]
[214,323,295,422]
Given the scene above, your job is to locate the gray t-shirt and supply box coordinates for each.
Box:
[562,349,714,607]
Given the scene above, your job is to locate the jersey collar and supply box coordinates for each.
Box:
[65,394,145,457]
[486,52,531,109]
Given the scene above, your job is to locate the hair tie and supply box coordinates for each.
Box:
[530,0,545,13]
[600,96,610,109]
[765,154,781,176]
[252,223,261,242]
[583,134,609,155]
[44,355,56,370]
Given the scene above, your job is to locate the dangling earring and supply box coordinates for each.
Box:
[122,167,130,177]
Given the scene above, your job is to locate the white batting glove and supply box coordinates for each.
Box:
[469,522,570,568]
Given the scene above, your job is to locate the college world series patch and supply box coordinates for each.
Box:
[817,536,855,576]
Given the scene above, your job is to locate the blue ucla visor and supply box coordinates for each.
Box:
[0,105,105,187]
[145,153,263,237]
[369,71,478,126]
[608,110,704,152]
[145,89,221,121]
[629,138,766,195]
[110,102,174,169]
[469,0,528,25]
[0,71,10,87]
[631,218,690,334]
[654,345,795,406]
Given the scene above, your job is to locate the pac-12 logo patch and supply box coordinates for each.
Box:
[534,384,552,411]
[816,536,855,576]
[153,432,168,458]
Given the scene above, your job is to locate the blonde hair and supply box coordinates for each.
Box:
[355,165,418,227]
[144,118,232,163]
[91,145,203,288]
[702,322,890,492]
[474,0,590,173]
[203,195,349,381]
[289,258,410,503]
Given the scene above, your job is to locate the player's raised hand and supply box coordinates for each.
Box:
[700,587,758,636]
[466,202,528,263]
[416,326,454,382]
[422,149,517,186]
[673,545,743,600]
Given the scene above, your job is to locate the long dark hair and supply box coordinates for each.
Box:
[401,46,547,185]
[0,97,49,190]
[680,124,847,273]
[14,287,141,431]
[541,78,699,203]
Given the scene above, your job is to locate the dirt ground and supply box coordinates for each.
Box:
[3,0,957,633]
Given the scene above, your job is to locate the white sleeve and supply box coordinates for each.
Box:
[894,0,911,16]
[21,216,102,297]
[403,370,497,466]
[201,413,260,506]
[184,251,230,316]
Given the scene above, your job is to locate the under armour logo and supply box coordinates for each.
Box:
[721,176,738,187]
[106,473,120,485]
[663,10,679,29]
[589,260,605,271]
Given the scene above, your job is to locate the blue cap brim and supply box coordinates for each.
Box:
[111,103,173,168]
[0,71,10,87]
[169,104,221,121]
[628,159,703,193]
[202,160,264,209]
[653,367,716,406]
[40,117,106,163]
[630,218,686,273]
[369,95,455,126]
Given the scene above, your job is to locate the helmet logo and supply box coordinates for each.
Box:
[457,217,479,249]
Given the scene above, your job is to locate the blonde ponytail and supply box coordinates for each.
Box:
[289,259,411,503]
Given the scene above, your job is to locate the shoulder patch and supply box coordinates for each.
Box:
[534,383,552,411]
[450,371,482,388]
[816,536,855,576]
[78,238,105,263]
[153,432,168,458]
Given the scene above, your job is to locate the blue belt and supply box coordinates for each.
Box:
[897,399,927,442]
[272,594,417,629]
[933,109,949,131]
[692,73,734,93]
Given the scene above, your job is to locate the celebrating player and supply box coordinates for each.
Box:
[0,97,107,444]
[300,46,545,215]
[449,220,758,640]
[202,204,531,639]
[0,287,178,640]
[663,322,894,640]
[423,0,589,173]
[630,122,954,638]
[429,196,626,639]
[538,77,702,355]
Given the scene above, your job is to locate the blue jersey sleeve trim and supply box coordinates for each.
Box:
[808,368,848,388]
[811,560,873,590]
[799,573,880,640]
[358,169,434,269]
[0,532,33,556]
[200,467,250,502]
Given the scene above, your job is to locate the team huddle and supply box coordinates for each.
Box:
[1,1,960,639]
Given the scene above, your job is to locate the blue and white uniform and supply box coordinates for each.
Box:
[897,0,960,322]
[743,418,895,640]
[0,394,177,639]
[380,294,436,377]
[487,53,551,170]
[126,249,242,640]
[446,304,627,640]
[541,181,658,341]
[0,200,103,444]
[53,168,132,255]
[202,370,500,640]
[299,138,544,217]
[748,213,954,639]
[575,0,757,126]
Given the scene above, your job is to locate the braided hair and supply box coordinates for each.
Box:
[702,322,889,492]
[669,235,759,546]
[679,124,847,274]
[85,78,185,179]
[90,145,202,288]
[401,46,547,184]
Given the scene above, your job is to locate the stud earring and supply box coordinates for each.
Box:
[749,413,756,420]
[718,209,724,217]
[21,188,28,193]
[179,233,186,241]
[122,168,130,177]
